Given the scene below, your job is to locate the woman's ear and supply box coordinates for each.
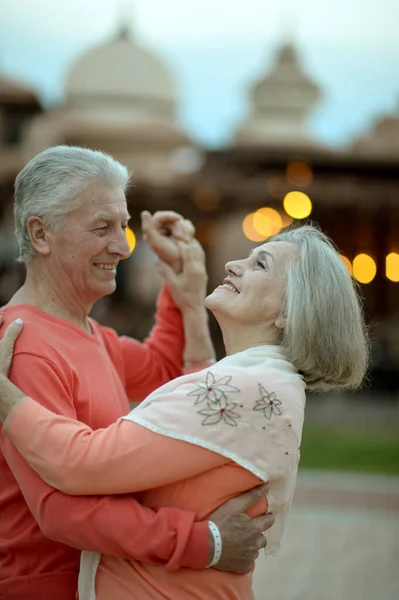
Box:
[275,313,286,330]
[26,217,51,256]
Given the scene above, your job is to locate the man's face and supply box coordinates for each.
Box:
[46,181,131,305]
[205,241,298,328]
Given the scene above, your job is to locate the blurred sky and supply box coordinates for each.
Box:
[1,0,399,147]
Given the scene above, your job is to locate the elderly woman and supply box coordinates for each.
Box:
[0,225,368,600]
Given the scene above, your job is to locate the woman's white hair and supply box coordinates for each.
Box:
[14,145,130,263]
[270,223,369,391]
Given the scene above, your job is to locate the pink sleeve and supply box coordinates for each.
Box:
[2,353,209,570]
[4,398,229,495]
[119,286,185,402]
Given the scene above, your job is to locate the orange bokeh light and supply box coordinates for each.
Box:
[286,162,313,187]
[125,227,136,254]
[253,207,283,237]
[340,255,353,275]
[386,252,399,282]
[352,254,377,284]
[242,213,267,242]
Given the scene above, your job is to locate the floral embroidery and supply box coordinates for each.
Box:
[253,384,282,420]
[187,372,241,426]
[187,372,240,405]
[198,401,241,427]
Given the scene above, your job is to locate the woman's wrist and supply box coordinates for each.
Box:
[182,309,216,365]
[0,375,26,422]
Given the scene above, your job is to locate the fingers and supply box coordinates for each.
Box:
[0,318,24,377]
[219,483,269,515]
[3,319,24,347]
[251,512,275,534]
[170,219,195,242]
[142,211,195,242]
[157,260,178,286]
[256,532,267,551]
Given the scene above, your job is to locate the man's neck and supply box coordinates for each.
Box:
[9,266,93,332]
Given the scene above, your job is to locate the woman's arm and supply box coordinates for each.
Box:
[3,397,229,495]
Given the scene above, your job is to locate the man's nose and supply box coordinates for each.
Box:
[109,230,131,260]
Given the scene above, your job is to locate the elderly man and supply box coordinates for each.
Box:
[0,146,272,600]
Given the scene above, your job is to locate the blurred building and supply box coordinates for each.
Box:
[0,30,398,389]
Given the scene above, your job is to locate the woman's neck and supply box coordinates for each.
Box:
[220,323,281,356]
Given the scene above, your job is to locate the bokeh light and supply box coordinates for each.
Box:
[340,255,353,275]
[283,191,312,219]
[281,213,293,228]
[286,161,313,187]
[242,213,268,242]
[193,186,221,212]
[352,253,377,284]
[253,207,283,237]
[386,252,399,282]
[125,227,136,254]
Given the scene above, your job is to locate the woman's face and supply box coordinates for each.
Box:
[205,241,298,329]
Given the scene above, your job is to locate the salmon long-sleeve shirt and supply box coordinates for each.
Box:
[3,400,266,600]
[3,345,306,599]
[0,287,209,600]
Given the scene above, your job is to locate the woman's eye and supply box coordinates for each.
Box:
[256,260,267,270]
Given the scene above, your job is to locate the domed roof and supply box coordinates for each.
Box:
[65,27,178,113]
[252,43,320,108]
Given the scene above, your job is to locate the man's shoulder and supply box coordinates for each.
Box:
[0,305,81,358]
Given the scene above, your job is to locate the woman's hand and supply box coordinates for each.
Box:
[141,210,195,274]
[0,316,26,422]
[0,316,23,376]
[157,240,216,365]
[157,239,208,313]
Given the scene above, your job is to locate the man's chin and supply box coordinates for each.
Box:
[94,281,117,299]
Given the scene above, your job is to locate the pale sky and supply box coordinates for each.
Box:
[1,0,399,146]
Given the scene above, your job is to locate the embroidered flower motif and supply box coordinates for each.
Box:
[253,384,282,420]
[187,372,241,426]
[198,400,241,427]
[187,372,240,406]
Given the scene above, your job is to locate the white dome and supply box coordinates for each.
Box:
[65,28,178,116]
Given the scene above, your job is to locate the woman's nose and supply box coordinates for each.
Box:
[225,260,243,276]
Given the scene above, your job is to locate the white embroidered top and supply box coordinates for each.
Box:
[123,344,306,556]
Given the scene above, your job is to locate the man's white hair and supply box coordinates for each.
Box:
[14,145,130,263]
[270,224,369,391]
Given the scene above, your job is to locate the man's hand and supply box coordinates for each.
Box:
[141,210,195,273]
[208,483,274,574]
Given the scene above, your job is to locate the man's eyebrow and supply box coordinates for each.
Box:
[92,213,131,223]
[249,249,275,262]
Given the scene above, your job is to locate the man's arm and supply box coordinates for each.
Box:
[117,285,185,402]
[118,212,215,403]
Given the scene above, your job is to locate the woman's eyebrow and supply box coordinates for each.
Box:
[249,249,275,262]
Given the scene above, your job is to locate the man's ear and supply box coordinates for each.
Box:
[26,217,51,256]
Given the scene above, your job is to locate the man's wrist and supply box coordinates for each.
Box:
[207,521,222,568]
